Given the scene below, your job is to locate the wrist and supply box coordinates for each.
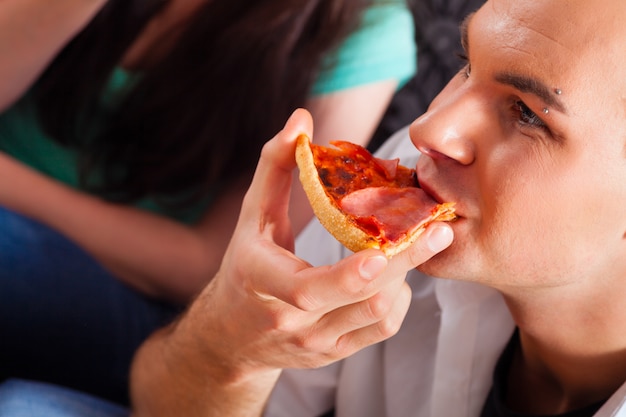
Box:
[131,313,280,417]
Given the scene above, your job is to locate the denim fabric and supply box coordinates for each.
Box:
[0,379,129,417]
[0,206,182,405]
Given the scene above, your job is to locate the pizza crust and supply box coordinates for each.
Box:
[295,134,379,253]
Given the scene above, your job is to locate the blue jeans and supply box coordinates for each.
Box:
[0,379,129,417]
[0,206,182,405]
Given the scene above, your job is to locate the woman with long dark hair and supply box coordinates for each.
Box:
[0,0,416,405]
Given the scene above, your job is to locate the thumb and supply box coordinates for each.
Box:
[262,108,314,172]
[384,223,454,277]
[240,108,314,230]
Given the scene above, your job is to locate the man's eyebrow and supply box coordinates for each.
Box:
[494,72,568,114]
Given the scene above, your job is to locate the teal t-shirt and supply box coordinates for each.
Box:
[0,0,416,223]
[313,0,416,95]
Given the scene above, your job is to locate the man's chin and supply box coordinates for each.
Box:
[415,253,450,277]
[415,250,467,280]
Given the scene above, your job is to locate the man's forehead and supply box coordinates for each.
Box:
[469,0,626,94]
[480,0,626,51]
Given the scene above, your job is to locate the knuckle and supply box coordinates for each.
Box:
[400,282,413,303]
[259,137,275,160]
[377,315,403,339]
[365,292,392,320]
[289,332,309,349]
[333,336,354,358]
[329,263,371,297]
[269,308,299,333]
[288,287,319,312]
[290,332,325,353]
[406,243,428,268]
[377,285,412,338]
[371,285,411,339]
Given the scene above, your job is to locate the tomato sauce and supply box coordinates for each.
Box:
[310,141,418,203]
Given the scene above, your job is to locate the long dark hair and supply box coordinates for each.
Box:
[32,0,371,210]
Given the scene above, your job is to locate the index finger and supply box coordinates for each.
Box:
[248,245,388,313]
[251,223,453,313]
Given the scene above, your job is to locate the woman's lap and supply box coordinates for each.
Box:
[0,379,129,417]
[0,206,182,404]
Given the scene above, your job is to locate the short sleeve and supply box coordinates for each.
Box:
[311,0,417,95]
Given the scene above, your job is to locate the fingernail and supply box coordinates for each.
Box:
[359,255,388,280]
[427,225,454,252]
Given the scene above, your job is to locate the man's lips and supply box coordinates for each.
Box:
[417,177,464,220]
[417,179,445,205]
[416,154,460,203]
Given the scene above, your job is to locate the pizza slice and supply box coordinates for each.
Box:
[295,134,456,257]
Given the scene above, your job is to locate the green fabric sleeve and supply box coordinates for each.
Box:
[311,0,417,95]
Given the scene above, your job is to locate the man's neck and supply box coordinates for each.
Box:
[499,281,626,414]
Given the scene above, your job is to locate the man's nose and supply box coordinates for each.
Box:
[409,87,487,166]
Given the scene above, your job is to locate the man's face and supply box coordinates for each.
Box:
[411,0,626,291]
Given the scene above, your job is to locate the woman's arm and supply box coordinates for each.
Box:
[0,0,108,112]
[307,80,398,148]
[0,151,239,304]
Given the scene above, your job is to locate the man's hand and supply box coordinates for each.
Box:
[131,108,454,417]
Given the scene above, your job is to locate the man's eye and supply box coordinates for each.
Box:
[514,100,546,129]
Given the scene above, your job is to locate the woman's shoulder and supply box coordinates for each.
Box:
[311,0,417,95]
